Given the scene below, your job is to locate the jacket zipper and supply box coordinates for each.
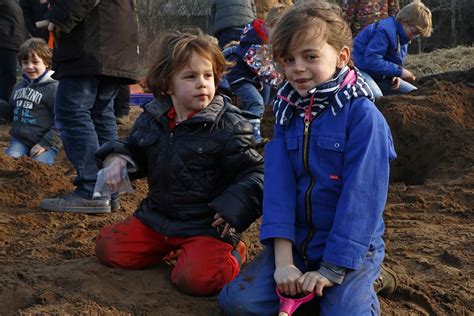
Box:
[163,130,174,214]
[300,118,316,265]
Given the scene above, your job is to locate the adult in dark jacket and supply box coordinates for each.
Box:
[39,0,139,213]
[211,0,256,49]
[19,0,50,41]
[94,30,264,296]
[0,0,29,103]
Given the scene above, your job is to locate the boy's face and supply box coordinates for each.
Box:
[21,53,47,80]
[168,52,216,121]
[281,36,349,97]
[402,22,422,40]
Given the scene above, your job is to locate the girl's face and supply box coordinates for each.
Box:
[280,36,349,97]
[21,52,47,80]
[168,52,216,121]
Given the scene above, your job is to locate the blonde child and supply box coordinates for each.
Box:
[93,29,264,296]
[352,1,433,97]
[219,2,397,315]
[6,38,61,165]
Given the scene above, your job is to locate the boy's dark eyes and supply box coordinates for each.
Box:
[183,73,213,79]
[21,60,42,65]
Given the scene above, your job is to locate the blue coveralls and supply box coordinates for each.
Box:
[219,93,396,315]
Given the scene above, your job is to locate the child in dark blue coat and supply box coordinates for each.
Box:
[93,29,264,297]
[225,4,288,145]
[219,2,397,315]
[352,1,432,97]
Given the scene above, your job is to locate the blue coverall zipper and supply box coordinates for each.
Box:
[300,119,316,265]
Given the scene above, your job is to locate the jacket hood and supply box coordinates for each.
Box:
[21,70,57,86]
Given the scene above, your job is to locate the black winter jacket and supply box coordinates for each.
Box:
[0,0,29,51]
[46,0,138,82]
[19,0,49,41]
[96,95,264,243]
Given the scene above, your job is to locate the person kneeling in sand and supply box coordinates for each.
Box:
[93,29,264,296]
[4,38,61,166]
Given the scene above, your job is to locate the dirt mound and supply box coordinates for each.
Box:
[0,153,73,208]
[378,78,474,184]
[0,72,473,315]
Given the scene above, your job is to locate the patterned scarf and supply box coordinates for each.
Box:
[273,66,374,126]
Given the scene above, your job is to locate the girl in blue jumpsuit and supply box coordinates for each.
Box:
[219,2,397,315]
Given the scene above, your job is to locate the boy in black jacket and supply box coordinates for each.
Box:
[94,29,264,297]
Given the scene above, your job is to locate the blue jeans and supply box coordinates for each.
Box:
[55,77,119,199]
[360,71,417,98]
[377,77,417,96]
[6,136,58,166]
[232,83,265,119]
[216,27,244,49]
[218,246,384,316]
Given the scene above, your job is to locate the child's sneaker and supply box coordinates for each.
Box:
[374,264,398,297]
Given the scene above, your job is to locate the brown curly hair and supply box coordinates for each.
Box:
[145,28,229,98]
[17,38,52,68]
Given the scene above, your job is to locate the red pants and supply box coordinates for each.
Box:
[95,216,241,296]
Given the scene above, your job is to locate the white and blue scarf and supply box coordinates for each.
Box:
[273,66,374,126]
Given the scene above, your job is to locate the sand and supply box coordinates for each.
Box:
[0,70,472,315]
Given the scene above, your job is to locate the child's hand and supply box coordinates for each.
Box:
[274,265,303,296]
[101,156,128,192]
[391,77,401,90]
[401,68,416,82]
[47,22,61,39]
[93,156,133,198]
[30,144,46,158]
[211,212,232,237]
[47,22,57,32]
[297,271,335,297]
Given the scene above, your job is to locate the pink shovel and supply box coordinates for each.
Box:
[277,289,315,316]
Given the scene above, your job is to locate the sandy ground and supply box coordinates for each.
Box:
[0,70,473,315]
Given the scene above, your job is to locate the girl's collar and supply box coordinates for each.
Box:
[273,66,374,126]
